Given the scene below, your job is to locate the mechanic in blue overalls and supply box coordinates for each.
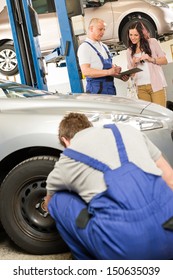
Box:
[44,113,173,260]
[77,18,128,95]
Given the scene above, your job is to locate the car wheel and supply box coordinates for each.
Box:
[0,44,18,76]
[121,17,156,47]
[0,156,69,255]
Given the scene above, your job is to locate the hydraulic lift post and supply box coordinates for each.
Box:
[6,0,48,90]
[54,0,84,93]
[6,0,84,93]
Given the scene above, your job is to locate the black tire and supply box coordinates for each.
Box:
[121,17,156,47]
[0,156,69,255]
[0,44,18,76]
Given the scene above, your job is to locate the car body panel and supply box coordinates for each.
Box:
[110,0,173,38]
[145,5,173,35]
[0,5,61,53]
[0,0,173,52]
[0,6,11,45]
[33,12,61,53]
[0,92,173,166]
[83,1,154,42]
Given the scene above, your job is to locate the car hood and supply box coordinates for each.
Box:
[0,94,172,119]
[1,94,173,165]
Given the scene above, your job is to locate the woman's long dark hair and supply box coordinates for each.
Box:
[127,21,152,58]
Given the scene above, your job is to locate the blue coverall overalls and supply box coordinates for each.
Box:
[85,41,116,95]
[48,124,173,260]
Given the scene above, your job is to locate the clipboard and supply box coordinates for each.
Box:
[115,68,143,79]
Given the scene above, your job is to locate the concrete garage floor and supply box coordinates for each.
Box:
[0,228,72,260]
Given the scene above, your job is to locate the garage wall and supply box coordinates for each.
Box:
[0,0,6,12]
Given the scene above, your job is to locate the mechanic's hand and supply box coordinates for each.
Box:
[114,65,122,75]
[109,65,122,76]
[108,65,121,76]
[43,195,52,212]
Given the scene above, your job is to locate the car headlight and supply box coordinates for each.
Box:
[112,114,163,131]
[145,0,169,8]
[88,113,163,131]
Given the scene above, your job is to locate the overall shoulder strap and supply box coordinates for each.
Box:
[85,41,111,57]
[101,44,111,58]
[84,41,104,63]
[104,124,129,164]
[84,41,101,55]
[63,148,111,173]
[63,124,128,171]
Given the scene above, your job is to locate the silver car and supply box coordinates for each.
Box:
[0,79,173,255]
[0,0,173,76]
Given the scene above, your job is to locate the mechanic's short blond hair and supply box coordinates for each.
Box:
[88,18,106,29]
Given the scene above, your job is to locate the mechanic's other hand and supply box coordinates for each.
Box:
[114,65,122,75]
[43,195,52,212]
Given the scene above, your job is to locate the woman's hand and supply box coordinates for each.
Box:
[140,53,150,62]
[132,57,141,66]
[121,75,129,82]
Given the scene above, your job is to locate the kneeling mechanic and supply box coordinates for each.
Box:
[44,112,173,260]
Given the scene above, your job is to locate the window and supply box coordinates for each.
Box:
[32,0,55,14]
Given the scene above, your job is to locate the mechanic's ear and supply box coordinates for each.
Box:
[61,137,70,147]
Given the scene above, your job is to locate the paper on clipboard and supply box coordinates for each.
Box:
[115,68,143,79]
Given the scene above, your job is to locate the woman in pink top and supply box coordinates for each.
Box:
[126,21,167,107]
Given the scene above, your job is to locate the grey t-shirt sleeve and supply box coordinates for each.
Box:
[46,156,69,196]
[142,133,161,161]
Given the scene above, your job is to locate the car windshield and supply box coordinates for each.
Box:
[0,80,53,98]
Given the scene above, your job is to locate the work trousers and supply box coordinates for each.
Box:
[137,84,166,107]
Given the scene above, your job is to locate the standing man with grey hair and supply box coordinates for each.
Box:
[77,18,128,95]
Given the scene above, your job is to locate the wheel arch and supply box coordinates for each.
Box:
[118,12,158,42]
[0,146,62,185]
[0,39,14,47]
